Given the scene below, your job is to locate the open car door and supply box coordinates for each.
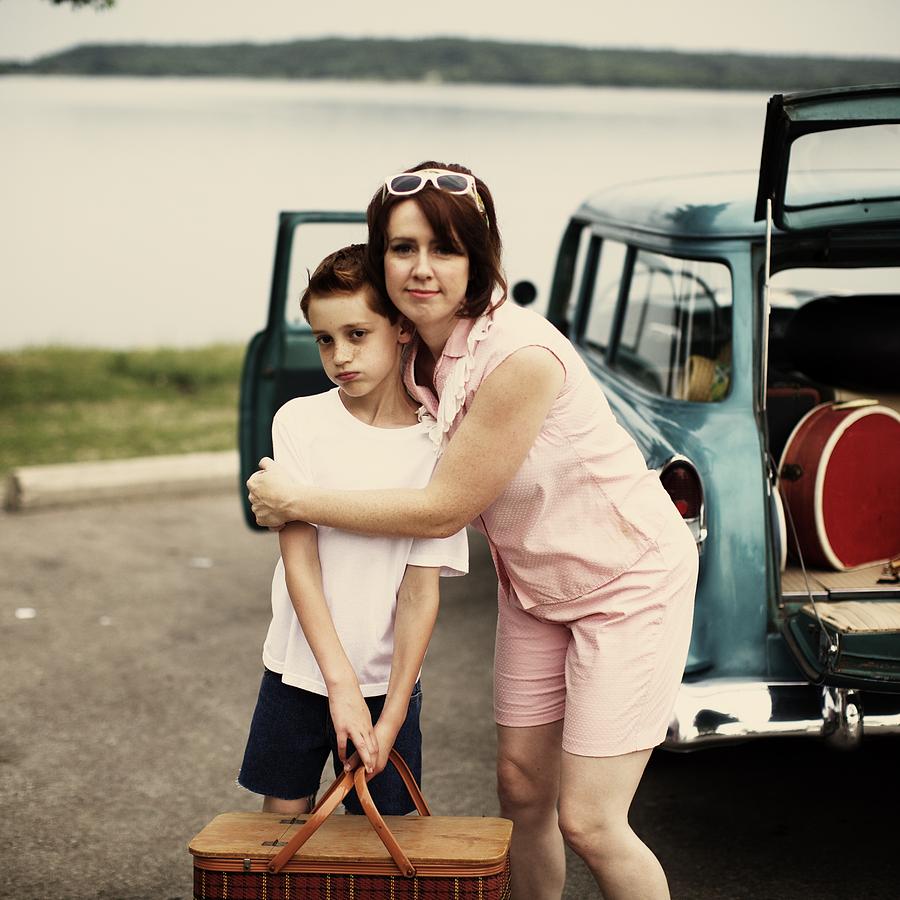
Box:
[239,211,366,528]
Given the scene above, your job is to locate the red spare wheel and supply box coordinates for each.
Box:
[778,400,900,571]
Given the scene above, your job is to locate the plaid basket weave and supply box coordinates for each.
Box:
[194,859,512,899]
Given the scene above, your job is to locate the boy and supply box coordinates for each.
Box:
[237,244,467,816]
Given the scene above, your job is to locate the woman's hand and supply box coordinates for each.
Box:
[247,457,296,529]
[328,682,379,774]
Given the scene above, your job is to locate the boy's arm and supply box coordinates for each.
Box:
[371,564,440,778]
[279,522,378,773]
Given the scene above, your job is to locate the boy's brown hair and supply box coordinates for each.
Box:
[300,243,400,324]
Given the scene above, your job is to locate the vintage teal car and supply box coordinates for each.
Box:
[240,84,900,749]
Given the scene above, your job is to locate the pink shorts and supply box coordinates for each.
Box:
[493,516,697,757]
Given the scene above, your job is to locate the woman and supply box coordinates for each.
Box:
[248,161,697,900]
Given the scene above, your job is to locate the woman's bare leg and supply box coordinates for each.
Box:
[558,748,668,900]
[496,720,566,900]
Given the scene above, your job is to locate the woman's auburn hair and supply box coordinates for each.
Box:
[365,160,507,319]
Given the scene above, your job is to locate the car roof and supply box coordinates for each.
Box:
[576,171,769,240]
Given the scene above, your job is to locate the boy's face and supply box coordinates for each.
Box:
[307,290,411,399]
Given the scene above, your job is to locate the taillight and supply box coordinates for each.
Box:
[659,458,706,547]
[660,460,703,520]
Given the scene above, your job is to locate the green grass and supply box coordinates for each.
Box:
[0,345,243,475]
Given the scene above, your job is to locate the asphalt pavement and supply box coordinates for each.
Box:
[2,490,899,899]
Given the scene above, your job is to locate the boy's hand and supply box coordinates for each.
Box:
[328,683,378,774]
[370,714,403,779]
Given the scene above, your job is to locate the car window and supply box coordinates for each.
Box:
[583,238,628,353]
[783,123,900,229]
[559,225,596,326]
[284,221,368,329]
[611,250,733,402]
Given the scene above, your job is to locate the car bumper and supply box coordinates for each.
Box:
[664,679,900,749]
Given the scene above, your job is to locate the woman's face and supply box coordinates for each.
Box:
[383,200,470,334]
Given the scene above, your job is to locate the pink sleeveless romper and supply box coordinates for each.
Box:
[405,302,697,756]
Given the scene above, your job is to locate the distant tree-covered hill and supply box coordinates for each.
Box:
[3,37,899,90]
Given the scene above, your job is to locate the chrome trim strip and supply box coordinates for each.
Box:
[664,679,900,749]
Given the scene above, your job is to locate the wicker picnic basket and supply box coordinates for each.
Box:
[189,749,512,899]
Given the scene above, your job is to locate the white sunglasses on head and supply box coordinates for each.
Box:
[382,168,489,227]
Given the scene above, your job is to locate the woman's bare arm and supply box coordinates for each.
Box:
[248,346,564,537]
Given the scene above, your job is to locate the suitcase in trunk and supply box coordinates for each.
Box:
[778,399,900,570]
[189,750,512,899]
[765,382,825,463]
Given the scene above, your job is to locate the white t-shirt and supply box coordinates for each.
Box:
[262,388,469,697]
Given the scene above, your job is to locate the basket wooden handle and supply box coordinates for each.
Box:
[352,767,416,876]
[268,748,430,875]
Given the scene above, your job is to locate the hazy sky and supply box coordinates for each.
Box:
[2,0,900,61]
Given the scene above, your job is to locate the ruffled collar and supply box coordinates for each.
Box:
[405,309,495,456]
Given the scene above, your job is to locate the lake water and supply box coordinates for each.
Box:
[1,76,769,349]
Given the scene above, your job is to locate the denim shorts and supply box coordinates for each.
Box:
[237,668,423,815]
